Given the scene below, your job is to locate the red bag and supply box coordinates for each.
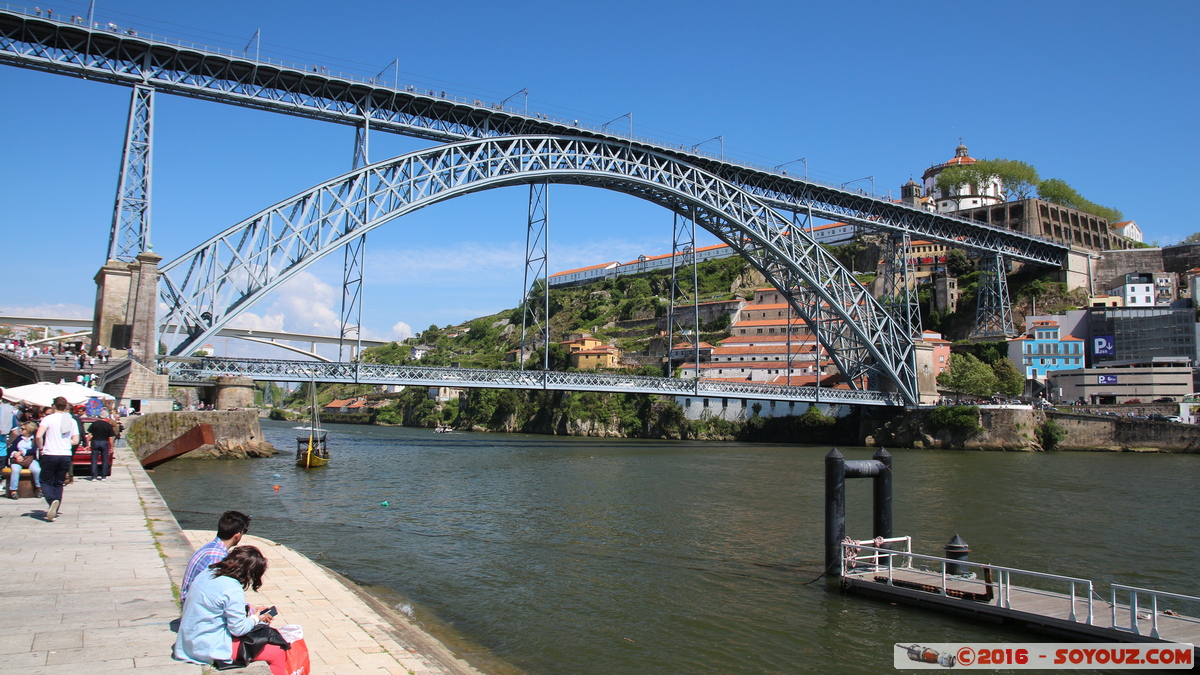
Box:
[284,638,310,675]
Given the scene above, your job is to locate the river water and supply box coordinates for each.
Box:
[149,420,1200,674]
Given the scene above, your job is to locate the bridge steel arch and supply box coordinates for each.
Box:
[158,135,919,405]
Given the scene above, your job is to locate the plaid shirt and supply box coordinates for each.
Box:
[180,538,229,603]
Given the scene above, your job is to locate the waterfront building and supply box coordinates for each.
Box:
[1050,362,1193,405]
[410,344,432,360]
[1006,318,1085,385]
[668,341,715,366]
[1086,306,1196,367]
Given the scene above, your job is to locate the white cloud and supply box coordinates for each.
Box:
[389,321,413,340]
[0,303,92,320]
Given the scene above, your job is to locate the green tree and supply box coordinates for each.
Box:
[992,358,1025,397]
[984,159,1040,200]
[1038,178,1123,224]
[1183,232,1200,244]
[945,249,972,277]
[937,352,999,399]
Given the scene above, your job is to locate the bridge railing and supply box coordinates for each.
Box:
[164,356,901,405]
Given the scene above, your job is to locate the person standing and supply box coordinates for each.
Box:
[181,510,252,603]
[35,396,77,521]
[87,416,117,481]
[0,389,17,448]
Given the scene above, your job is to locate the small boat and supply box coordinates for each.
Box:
[296,377,330,468]
[434,426,453,434]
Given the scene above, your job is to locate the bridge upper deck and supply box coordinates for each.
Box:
[0,8,1069,266]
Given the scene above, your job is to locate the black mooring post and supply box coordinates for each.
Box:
[825,448,846,577]
[872,447,892,540]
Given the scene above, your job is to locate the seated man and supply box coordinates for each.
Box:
[180,510,251,604]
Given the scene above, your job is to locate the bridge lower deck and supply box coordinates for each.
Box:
[842,567,1200,648]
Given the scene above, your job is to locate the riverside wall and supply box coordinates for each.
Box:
[863,408,1200,452]
[126,410,277,460]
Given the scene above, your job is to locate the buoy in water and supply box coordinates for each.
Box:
[381,501,389,507]
[273,474,280,478]
[274,485,280,491]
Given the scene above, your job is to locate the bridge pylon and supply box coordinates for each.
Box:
[970,253,1017,340]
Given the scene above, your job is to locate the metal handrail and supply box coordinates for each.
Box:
[1111,584,1200,639]
[842,543,1095,625]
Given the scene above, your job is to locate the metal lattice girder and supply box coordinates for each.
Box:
[108,84,154,262]
[666,210,700,377]
[971,254,1016,339]
[155,135,920,404]
[879,234,922,340]
[166,356,902,406]
[520,181,550,370]
[0,9,1068,266]
[338,119,370,361]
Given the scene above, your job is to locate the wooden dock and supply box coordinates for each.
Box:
[841,565,1200,649]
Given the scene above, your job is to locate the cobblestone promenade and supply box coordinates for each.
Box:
[0,445,483,675]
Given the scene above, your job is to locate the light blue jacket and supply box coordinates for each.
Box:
[173,569,259,664]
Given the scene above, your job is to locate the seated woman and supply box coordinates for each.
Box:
[7,422,41,499]
[173,546,288,675]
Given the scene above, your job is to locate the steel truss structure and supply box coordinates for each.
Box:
[338,118,370,361]
[0,9,1068,266]
[108,84,154,262]
[520,182,551,370]
[971,254,1017,339]
[666,210,700,377]
[155,135,920,404]
[167,356,901,406]
[879,234,922,341]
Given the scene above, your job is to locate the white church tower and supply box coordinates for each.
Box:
[921,142,1004,214]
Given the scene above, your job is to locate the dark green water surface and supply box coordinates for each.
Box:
[148,420,1200,674]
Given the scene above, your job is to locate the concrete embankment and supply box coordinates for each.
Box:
[864,407,1200,452]
[126,410,277,461]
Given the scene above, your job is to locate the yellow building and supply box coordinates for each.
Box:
[570,346,621,370]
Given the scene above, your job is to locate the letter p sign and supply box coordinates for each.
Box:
[1093,336,1115,356]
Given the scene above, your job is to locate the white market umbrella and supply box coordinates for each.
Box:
[1,382,116,407]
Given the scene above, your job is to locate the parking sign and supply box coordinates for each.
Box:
[1093,336,1115,356]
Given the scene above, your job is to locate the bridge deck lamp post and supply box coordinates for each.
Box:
[376,58,400,89]
[691,135,724,160]
[841,175,874,196]
[601,112,633,139]
[774,157,807,180]
[499,87,529,116]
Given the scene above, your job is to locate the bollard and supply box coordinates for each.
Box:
[944,534,970,575]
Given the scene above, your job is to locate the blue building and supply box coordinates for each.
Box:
[1007,319,1085,385]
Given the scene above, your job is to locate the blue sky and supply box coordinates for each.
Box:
[2,0,1197,358]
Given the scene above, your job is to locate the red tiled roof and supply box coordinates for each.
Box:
[550,261,619,278]
[712,345,817,356]
[731,319,809,327]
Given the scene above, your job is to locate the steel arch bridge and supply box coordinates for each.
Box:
[158,135,919,405]
[0,8,1069,266]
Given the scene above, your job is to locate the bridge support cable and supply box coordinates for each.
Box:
[155,136,920,404]
[108,84,154,262]
[666,210,701,385]
[519,181,551,372]
[970,253,1016,340]
[338,117,370,363]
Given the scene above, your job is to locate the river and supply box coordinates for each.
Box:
[149,420,1200,674]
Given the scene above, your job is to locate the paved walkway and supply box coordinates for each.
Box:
[0,442,486,675]
[182,531,482,675]
[0,448,199,674]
